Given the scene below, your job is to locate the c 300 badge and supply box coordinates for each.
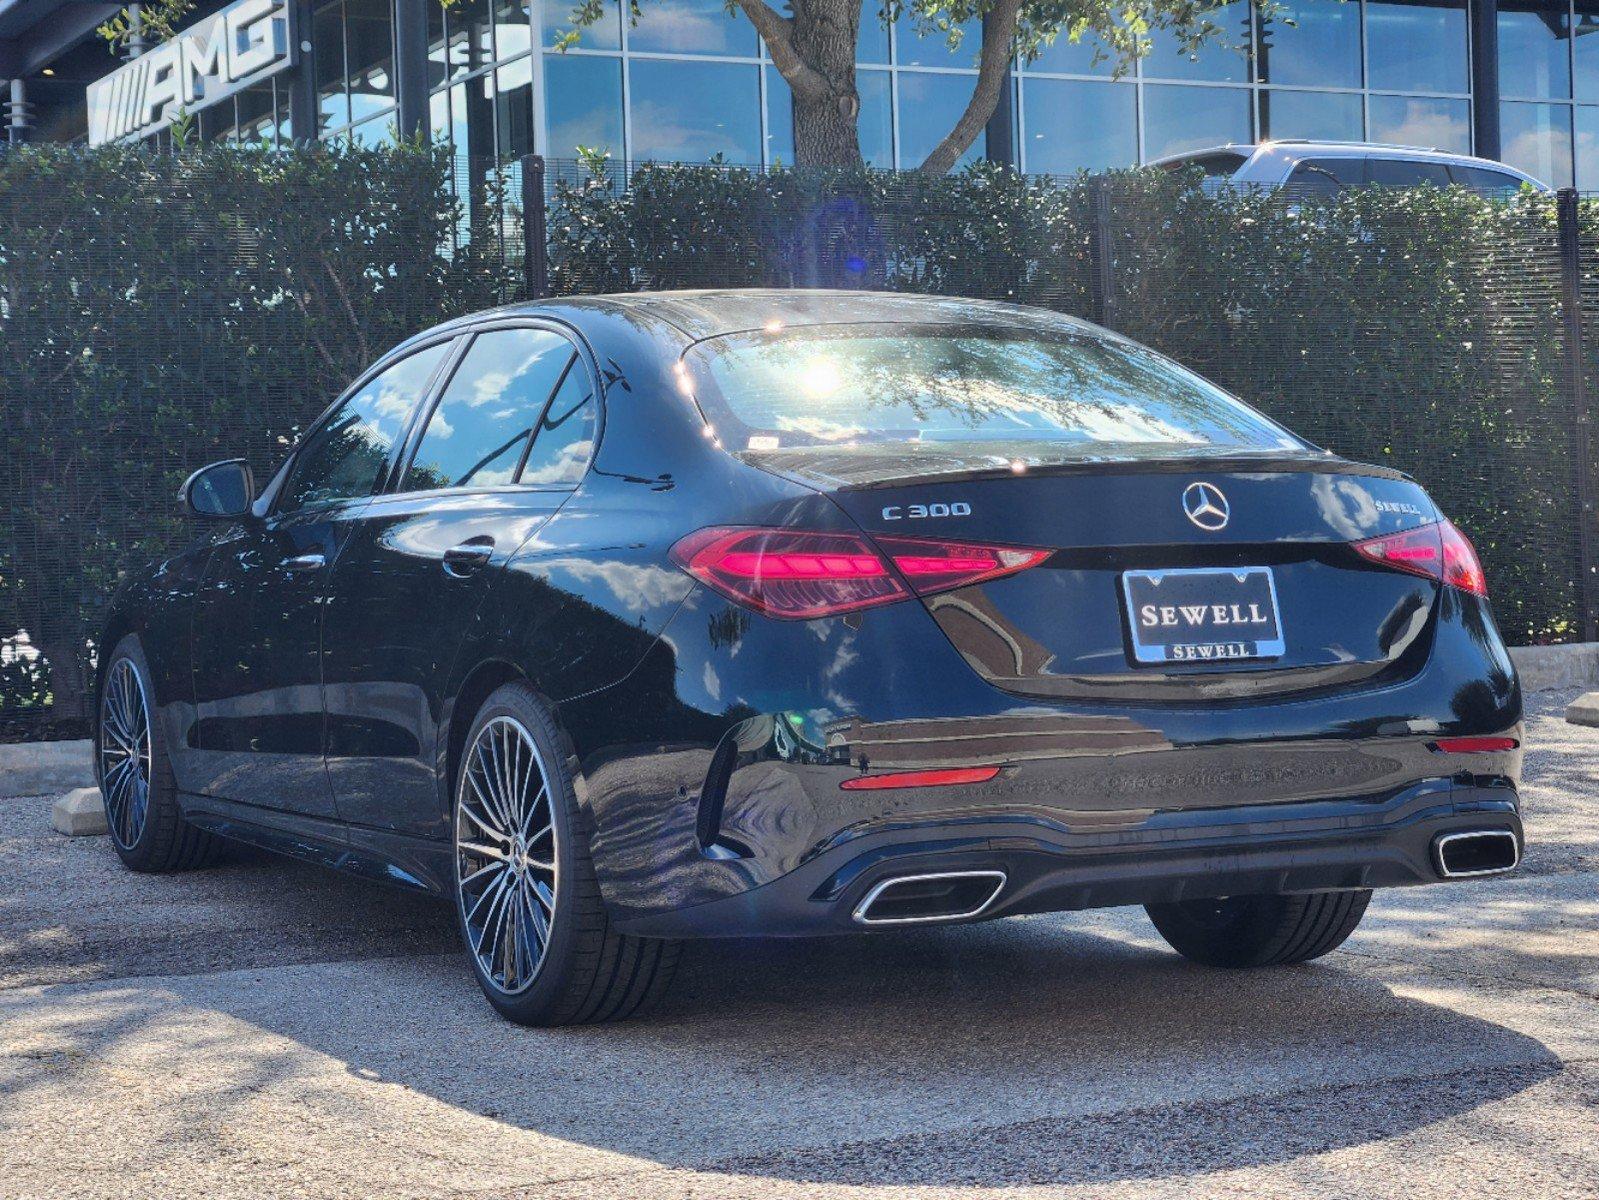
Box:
[881,502,972,521]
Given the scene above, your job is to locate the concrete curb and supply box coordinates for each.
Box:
[0,739,93,797]
[51,786,107,836]
[1508,643,1599,693]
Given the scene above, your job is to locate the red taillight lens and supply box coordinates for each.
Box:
[840,765,1002,790]
[1353,521,1487,596]
[669,527,1050,619]
[1430,736,1519,753]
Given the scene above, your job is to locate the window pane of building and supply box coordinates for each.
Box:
[630,0,757,55]
[496,57,534,157]
[858,0,890,64]
[1499,2,1572,100]
[859,69,894,166]
[350,115,396,146]
[236,83,278,147]
[543,54,622,158]
[543,0,621,50]
[1366,0,1468,94]
[345,0,395,122]
[765,67,793,165]
[447,0,494,80]
[896,71,985,168]
[1144,2,1251,82]
[630,59,762,163]
[1367,94,1471,150]
[1501,99,1575,185]
[1143,83,1251,159]
[314,1,349,132]
[450,76,497,159]
[1260,88,1362,141]
[1574,0,1599,101]
[895,17,980,67]
[493,0,533,60]
[1575,105,1599,186]
[1029,28,1117,77]
[1021,78,1135,174]
[1256,0,1361,88]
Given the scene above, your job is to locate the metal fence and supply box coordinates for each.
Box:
[2,146,1597,739]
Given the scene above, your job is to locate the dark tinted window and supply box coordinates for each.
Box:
[406,328,573,491]
[1367,157,1453,187]
[519,358,598,485]
[1165,151,1249,177]
[281,341,451,511]
[1286,157,1366,194]
[1449,163,1526,192]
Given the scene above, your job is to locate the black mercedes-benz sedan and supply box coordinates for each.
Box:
[94,290,1524,1025]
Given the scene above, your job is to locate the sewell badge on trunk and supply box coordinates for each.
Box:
[1122,566,1285,664]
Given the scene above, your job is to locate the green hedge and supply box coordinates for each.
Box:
[550,160,1585,645]
[0,142,518,728]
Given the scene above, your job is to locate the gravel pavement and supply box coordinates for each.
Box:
[1,691,1595,1200]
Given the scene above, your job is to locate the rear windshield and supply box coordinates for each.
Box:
[685,324,1305,457]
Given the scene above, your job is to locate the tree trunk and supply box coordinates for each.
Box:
[737,0,864,167]
[917,0,1022,175]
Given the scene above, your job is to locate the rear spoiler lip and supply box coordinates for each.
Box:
[739,451,1411,493]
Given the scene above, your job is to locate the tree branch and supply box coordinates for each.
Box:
[734,0,833,100]
[918,0,1023,175]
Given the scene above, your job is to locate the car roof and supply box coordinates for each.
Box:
[446,289,1105,344]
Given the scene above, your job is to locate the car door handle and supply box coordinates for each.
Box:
[283,553,326,572]
[443,539,495,574]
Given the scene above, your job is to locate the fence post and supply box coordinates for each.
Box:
[520,154,549,300]
[1557,187,1599,642]
[1087,176,1117,329]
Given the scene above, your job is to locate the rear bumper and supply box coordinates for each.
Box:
[612,778,1522,937]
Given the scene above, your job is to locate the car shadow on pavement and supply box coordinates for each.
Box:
[75,903,1560,1191]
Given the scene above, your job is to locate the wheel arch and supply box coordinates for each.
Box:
[443,658,573,823]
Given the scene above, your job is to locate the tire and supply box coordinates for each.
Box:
[1145,889,1371,968]
[97,636,222,873]
[451,682,680,1025]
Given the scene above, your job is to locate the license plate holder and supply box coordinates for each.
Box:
[1122,566,1285,665]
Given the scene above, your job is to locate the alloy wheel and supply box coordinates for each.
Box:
[455,715,558,996]
[100,658,152,850]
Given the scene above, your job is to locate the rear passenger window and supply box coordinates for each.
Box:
[1449,164,1524,193]
[519,359,597,486]
[405,328,573,491]
[1367,158,1452,188]
[1286,158,1365,195]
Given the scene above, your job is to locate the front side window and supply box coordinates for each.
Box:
[687,324,1305,459]
[281,341,452,512]
[406,326,594,489]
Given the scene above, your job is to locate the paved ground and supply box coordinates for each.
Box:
[1,693,1596,1200]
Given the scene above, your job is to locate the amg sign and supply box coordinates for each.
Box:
[87,0,296,145]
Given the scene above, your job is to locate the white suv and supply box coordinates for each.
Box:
[1152,140,1550,194]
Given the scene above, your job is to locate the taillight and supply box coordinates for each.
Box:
[669,527,1050,619]
[1353,521,1487,596]
[1430,736,1518,753]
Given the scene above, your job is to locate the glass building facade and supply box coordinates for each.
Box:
[15,0,1599,187]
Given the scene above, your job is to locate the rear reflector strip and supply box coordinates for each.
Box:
[840,765,1002,791]
[1429,736,1519,753]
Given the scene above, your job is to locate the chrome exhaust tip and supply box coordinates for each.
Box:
[1433,829,1520,879]
[852,870,1007,926]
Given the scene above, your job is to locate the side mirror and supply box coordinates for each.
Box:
[179,459,255,519]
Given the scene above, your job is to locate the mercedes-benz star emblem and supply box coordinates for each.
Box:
[1182,481,1230,532]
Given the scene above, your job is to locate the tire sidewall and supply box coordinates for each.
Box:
[451,684,583,1023]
